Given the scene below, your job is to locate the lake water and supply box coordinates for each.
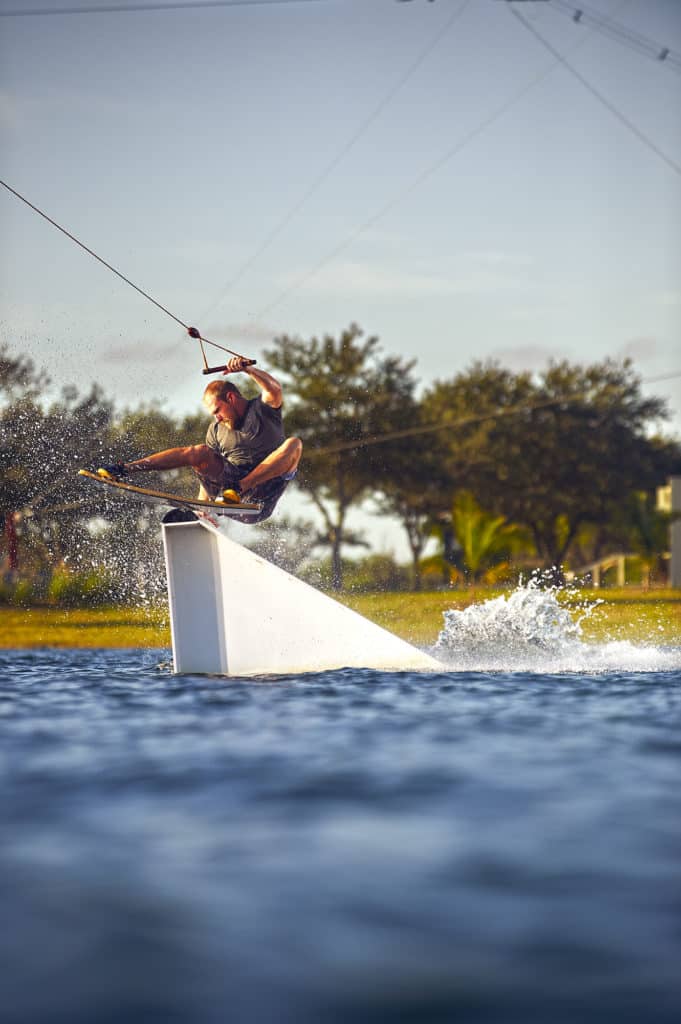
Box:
[1,588,680,1023]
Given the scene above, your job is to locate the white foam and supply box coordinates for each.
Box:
[432,576,681,674]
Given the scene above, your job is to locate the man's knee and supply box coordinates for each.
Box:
[287,436,303,468]
[186,444,220,473]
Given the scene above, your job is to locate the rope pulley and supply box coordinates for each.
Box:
[186,326,257,376]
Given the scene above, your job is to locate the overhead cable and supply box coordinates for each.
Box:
[510,6,681,179]
[250,0,666,322]
[253,8,610,320]
[0,178,254,367]
[199,0,472,323]
[0,0,328,17]
[640,370,681,385]
[548,0,681,73]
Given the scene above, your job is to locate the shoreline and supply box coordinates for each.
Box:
[1,589,680,649]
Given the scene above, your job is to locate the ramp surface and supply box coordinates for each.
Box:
[162,519,443,676]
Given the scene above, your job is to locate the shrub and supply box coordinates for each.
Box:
[0,576,37,606]
[48,566,116,607]
[343,554,411,593]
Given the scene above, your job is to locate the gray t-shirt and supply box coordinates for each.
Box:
[205,396,285,473]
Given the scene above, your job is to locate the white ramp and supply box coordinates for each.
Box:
[162,518,442,676]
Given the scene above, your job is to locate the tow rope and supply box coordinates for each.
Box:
[0,177,256,374]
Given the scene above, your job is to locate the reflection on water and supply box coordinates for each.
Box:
[1,630,680,1022]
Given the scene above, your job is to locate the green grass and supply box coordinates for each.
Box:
[0,606,170,648]
[1,587,679,649]
[338,589,681,646]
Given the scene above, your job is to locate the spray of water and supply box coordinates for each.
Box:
[432,572,681,673]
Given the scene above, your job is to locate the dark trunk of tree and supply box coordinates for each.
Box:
[331,536,343,591]
[411,551,422,592]
[4,512,18,573]
[404,520,425,592]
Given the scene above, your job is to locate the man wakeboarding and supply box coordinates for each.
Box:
[97,357,302,524]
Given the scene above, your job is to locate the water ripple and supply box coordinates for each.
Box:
[0,647,680,1023]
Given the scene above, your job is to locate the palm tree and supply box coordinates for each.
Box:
[426,492,526,592]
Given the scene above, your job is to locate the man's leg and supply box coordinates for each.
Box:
[232,472,296,524]
[136,445,238,500]
[125,445,222,476]
[238,437,303,493]
[100,445,227,496]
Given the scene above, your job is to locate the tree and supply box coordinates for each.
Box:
[371,397,452,590]
[375,482,435,591]
[425,359,681,571]
[0,344,42,402]
[1,346,44,573]
[1,342,182,590]
[1,380,115,578]
[450,491,526,588]
[1,346,117,577]
[264,324,418,589]
[73,401,207,602]
[423,492,529,590]
[342,552,410,593]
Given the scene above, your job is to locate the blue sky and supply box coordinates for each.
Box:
[1,0,680,553]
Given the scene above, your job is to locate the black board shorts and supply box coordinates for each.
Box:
[236,471,296,524]
[229,468,290,524]
[197,462,296,524]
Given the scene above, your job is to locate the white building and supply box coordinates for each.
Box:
[656,477,681,589]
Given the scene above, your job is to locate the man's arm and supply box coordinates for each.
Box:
[222,356,282,408]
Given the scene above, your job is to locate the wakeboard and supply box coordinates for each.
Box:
[78,469,263,518]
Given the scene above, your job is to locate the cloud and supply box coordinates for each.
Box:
[201,321,276,346]
[277,259,527,299]
[100,340,180,365]
[95,321,278,371]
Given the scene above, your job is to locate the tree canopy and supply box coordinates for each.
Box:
[1,336,679,597]
[264,323,419,589]
[424,359,679,569]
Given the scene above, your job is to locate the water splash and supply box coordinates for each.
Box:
[432,575,681,673]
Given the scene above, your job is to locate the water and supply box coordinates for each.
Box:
[1,589,680,1023]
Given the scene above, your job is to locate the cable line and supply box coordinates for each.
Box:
[0,178,254,369]
[510,6,681,178]
[249,0,639,319]
[548,0,681,73]
[0,0,328,17]
[640,370,681,385]
[253,12,604,320]
[0,179,187,328]
[198,0,472,324]
[305,370,681,458]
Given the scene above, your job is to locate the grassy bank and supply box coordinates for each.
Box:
[339,589,681,646]
[1,588,679,649]
[0,606,170,649]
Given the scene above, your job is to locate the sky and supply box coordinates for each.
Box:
[1,0,680,556]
